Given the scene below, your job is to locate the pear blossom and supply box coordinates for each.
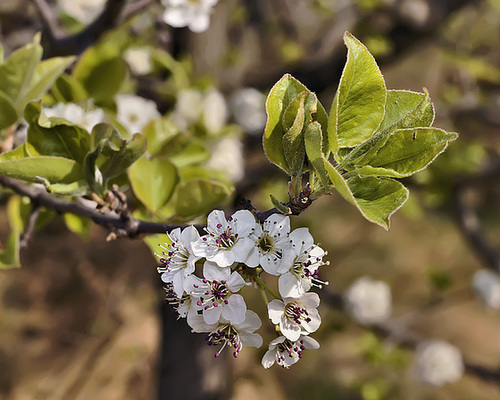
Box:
[162,282,196,319]
[262,335,319,369]
[157,226,201,298]
[188,310,263,358]
[202,88,228,134]
[173,88,204,130]
[205,135,245,182]
[268,292,321,341]
[344,276,392,325]
[57,0,105,24]
[161,0,218,33]
[245,213,295,275]
[43,102,105,132]
[229,88,266,134]
[472,269,500,309]
[278,227,329,298]
[185,261,249,325]
[192,209,256,268]
[413,340,464,386]
[115,93,161,134]
[123,47,152,76]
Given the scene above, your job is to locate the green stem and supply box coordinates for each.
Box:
[255,275,281,300]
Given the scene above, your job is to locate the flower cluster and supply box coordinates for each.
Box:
[156,209,329,367]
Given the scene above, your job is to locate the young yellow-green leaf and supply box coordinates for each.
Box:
[304,121,331,191]
[0,90,18,129]
[73,40,125,101]
[323,159,408,229]
[128,157,179,212]
[0,37,42,109]
[376,89,434,133]
[143,117,179,156]
[356,128,459,178]
[0,196,23,269]
[52,73,89,102]
[283,91,307,176]
[24,101,91,164]
[0,144,29,161]
[330,32,386,149]
[64,213,91,240]
[0,156,83,184]
[263,74,328,173]
[174,179,233,218]
[22,55,75,109]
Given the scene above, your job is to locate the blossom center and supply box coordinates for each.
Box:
[276,338,306,366]
[196,279,231,309]
[205,325,242,358]
[284,302,311,325]
[205,223,239,250]
[158,241,190,272]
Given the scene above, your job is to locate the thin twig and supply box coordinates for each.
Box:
[0,175,202,237]
[20,203,41,249]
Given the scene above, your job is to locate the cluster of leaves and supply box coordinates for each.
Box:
[263,32,458,229]
[0,31,238,268]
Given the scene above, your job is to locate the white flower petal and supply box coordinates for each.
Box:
[221,294,247,324]
[267,299,284,324]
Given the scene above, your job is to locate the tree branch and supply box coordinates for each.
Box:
[0,175,200,238]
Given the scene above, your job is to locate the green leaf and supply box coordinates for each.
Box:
[323,160,408,229]
[52,73,88,102]
[73,40,125,101]
[263,74,328,173]
[0,36,42,110]
[174,179,233,218]
[0,90,18,129]
[0,144,29,161]
[282,91,307,175]
[304,121,331,191]
[25,101,91,164]
[356,128,459,178]
[84,123,147,193]
[0,156,83,184]
[0,196,23,269]
[330,32,386,149]
[143,117,179,156]
[64,213,91,240]
[377,89,434,133]
[22,55,75,109]
[128,157,179,212]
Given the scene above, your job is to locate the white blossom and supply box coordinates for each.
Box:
[172,88,227,134]
[344,276,392,325]
[261,335,319,369]
[162,282,196,319]
[192,209,256,268]
[115,93,160,134]
[205,135,245,182]
[157,226,201,298]
[123,47,152,76]
[413,340,464,386]
[57,0,105,24]
[185,261,249,325]
[229,88,266,134]
[187,309,263,358]
[472,269,500,310]
[161,0,218,33]
[268,292,321,341]
[43,102,105,132]
[245,213,295,275]
[278,227,328,298]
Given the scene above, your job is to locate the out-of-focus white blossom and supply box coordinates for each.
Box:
[161,0,218,33]
[43,102,105,132]
[115,94,161,134]
[57,0,106,24]
[229,88,266,134]
[205,135,245,182]
[173,88,227,134]
[472,269,500,310]
[344,276,392,324]
[123,47,152,76]
[413,340,464,386]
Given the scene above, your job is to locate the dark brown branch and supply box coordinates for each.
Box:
[0,175,201,237]
[19,203,41,248]
[453,161,500,272]
[32,0,158,58]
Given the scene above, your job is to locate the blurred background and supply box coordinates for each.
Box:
[1,0,500,399]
